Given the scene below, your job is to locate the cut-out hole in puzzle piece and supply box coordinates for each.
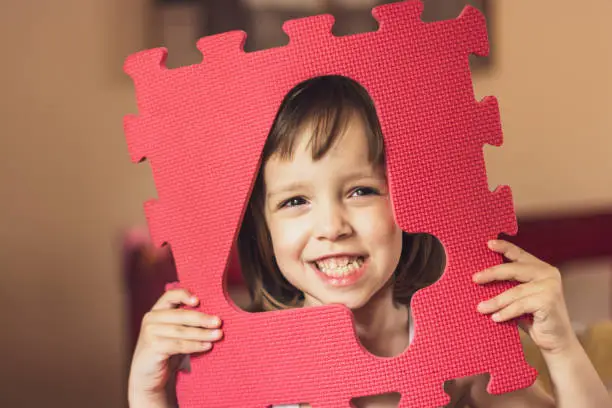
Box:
[123,1,538,407]
[351,392,402,407]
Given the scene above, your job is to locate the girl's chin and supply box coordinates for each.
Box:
[303,291,374,310]
[302,280,396,311]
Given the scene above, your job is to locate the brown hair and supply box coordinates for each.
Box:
[237,75,445,312]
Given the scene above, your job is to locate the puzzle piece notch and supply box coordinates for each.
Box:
[143,199,171,249]
[123,114,150,164]
[397,383,450,408]
[487,359,539,396]
[491,185,518,237]
[123,112,178,252]
[473,94,516,237]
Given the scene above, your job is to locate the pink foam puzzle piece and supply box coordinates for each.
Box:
[123,1,538,407]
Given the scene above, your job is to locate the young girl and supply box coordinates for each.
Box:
[128,76,611,408]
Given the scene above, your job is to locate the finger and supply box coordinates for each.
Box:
[151,288,199,311]
[477,281,546,314]
[151,337,214,356]
[473,263,545,284]
[148,324,224,343]
[144,309,222,329]
[490,294,543,323]
[487,240,539,263]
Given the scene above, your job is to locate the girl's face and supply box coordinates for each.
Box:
[263,114,403,310]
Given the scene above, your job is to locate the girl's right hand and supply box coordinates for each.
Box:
[128,288,223,406]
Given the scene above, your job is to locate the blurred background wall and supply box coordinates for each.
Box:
[0,0,610,407]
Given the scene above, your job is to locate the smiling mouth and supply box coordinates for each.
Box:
[309,256,367,286]
[313,256,365,277]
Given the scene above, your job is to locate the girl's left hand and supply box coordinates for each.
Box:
[473,239,578,356]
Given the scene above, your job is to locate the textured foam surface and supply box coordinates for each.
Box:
[123,1,538,407]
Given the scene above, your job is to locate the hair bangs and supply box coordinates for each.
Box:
[265,76,385,166]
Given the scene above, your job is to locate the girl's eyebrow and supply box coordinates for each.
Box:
[266,182,309,200]
[340,168,384,183]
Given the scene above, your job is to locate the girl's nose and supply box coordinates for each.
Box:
[313,202,353,241]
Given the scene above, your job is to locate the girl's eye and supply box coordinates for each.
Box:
[350,187,379,197]
[279,196,307,209]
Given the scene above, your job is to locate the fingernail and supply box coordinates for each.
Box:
[201,342,212,350]
[477,301,488,312]
[487,240,497,248]
[211,329,222,338]
[189,296,199,304]
[492,313,501,322]
[474,271,487,282]
[211,317,221,326]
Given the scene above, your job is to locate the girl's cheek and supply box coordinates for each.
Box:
[355,206,398,242]
[269,218,310,256]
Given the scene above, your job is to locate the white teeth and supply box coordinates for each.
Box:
[315,256,364,277]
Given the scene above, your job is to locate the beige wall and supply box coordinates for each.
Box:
[561,259,612,329]
[0,1,153,407]
[0,1,610,407]
[478,0,612,215]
